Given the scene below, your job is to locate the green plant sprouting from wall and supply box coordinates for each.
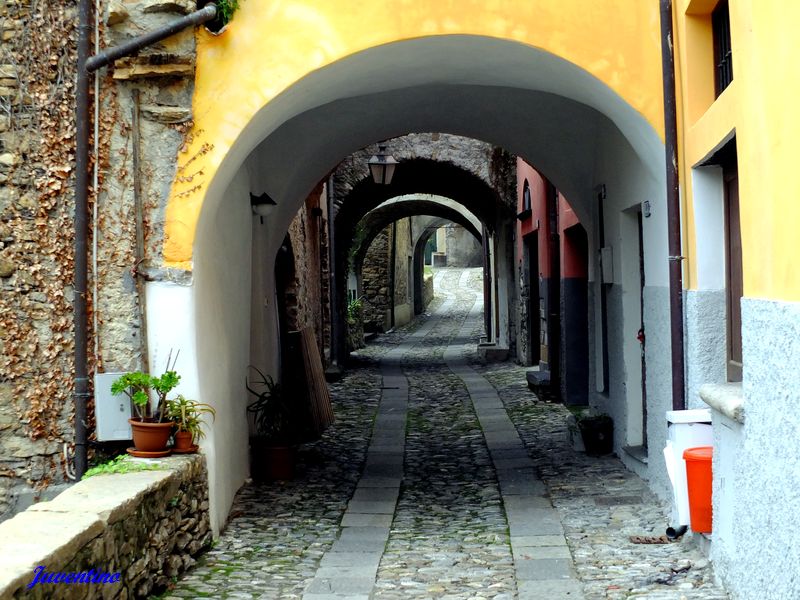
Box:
[82,455,163,479]
[347,297,363,323]
[216,0,240,26]
[347,223,367,276]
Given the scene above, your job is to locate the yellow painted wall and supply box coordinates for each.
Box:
[164,0,666,268]
[676,0,800,301]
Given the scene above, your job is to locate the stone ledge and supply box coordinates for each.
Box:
[699,382,744,424]
[0,454,209,599]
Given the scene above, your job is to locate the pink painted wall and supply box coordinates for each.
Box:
[516,158,583,279]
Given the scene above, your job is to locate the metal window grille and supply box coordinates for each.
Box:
[713,0,733,96]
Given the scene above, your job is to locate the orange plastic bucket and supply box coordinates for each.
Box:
[683,446,713,533]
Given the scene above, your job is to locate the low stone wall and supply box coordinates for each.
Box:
[423,273,434,308]
[0,454,211,599]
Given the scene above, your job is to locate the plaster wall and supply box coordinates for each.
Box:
[685,290,727,409]
[676,0,800,302]
[164,0,667,267]
[708,298,800,600]
[709,409,745,596]
[640,285,672,500]
[585,118,672,492]
[192,169,253,533]
[444,225,482,268]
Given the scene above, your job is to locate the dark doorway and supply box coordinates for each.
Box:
[561,223,589,406]
[274,234,296,380]
[546,185,561,400]
[637,211,647,448]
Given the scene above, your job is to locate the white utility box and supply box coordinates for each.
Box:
[664,408,713,526]
[94,372,132,441]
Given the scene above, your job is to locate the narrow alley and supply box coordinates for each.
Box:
[166,269,727,600]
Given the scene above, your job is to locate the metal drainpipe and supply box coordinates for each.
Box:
[72,2,218,479]
[659,0,687,411]
[74,0,92,481]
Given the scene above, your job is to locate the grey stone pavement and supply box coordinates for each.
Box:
[165,268,728,600]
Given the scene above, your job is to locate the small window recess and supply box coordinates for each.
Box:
[517,180,533,221]
[712,0,733,97]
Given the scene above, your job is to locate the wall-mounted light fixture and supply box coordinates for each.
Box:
[367,145,398,185]
[250,192,277,224]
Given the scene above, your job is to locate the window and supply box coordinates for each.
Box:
[522,180,532,211]
[712,0,733,96]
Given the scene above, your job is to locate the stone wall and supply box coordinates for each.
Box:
[95,0,200,373]
[360,218,415,332]
[283,184,329,356]
[361,229,389,332]
[392,219,413,307]
[0,454,211,599]
[0,0,208,520]
[423,273,434,308]
[0,1,79,521]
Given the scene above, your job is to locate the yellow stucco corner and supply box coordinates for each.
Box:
[162,0,665,267]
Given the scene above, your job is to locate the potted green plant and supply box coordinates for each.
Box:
[111,354,181,456]
[246,366,297,481]
[576,412,614,456]
[165,394,216,452]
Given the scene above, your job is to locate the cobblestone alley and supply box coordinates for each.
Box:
[166,268,728,600]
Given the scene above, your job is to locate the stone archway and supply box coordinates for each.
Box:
[145,32,668,531]
[350,198,484,331]
[330,155,512,365]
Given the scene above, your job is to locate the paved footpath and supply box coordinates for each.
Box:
[166,268,728,600]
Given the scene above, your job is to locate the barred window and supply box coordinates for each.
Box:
[713,0,733,96]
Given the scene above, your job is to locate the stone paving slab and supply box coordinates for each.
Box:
[518,578,586,598]
[330,535,388,554]
[513,544,573,559]
[350,487,400,502]
[511,534,569,547]
[319,552,383,568]
[515,556,576,580]
[305,576,375,594]
[503,495,552,510]
[340,513,394,527]
[356,477,402,488]
[303,594,370,600]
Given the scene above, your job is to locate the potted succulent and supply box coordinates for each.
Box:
[246,366,297,481]
[111,354,181,456]
[165,394,216,453]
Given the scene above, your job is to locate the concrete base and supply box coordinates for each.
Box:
[477,343,509,362]
[1,483,73,524]
[526,368,550,388]
[707,298,800,600]
[685,289,727,409]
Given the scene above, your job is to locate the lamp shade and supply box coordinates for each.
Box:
[250,192,277,216]
[367,146,398,185]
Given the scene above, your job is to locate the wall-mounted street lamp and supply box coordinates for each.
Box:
[368,145,398,185]
[250,192,277,223]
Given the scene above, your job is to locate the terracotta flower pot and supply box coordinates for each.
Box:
[173,430,194,451]
[250,438,295,481]
[129,419,173,452]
